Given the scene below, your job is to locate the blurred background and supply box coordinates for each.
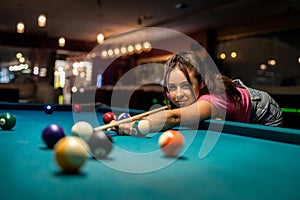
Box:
[0,0,299,128]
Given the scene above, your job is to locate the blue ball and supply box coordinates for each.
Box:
[44,104,54,114]
[42,124,65,148]
[117,113,131,121]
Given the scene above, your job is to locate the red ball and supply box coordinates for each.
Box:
[73,104,82,112]
[102,112,116,124]
[158,130,185,157]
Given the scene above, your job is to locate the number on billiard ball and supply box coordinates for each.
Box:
[0,112,16,130]
[44,104,54,114]
[158,130,185,157]
[102,112,116,124]
[42,124,66,149]
[87,131,113,159]
[54,136,89,173]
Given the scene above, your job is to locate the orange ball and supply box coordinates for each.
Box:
[158,130,185,157]
[54,136,89,173]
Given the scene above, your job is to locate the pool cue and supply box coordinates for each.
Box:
[94,105,169,131]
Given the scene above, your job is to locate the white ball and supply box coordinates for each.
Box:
[71,121,94,142]
[137,120,150,135]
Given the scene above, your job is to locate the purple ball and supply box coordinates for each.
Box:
[42,124,65,148]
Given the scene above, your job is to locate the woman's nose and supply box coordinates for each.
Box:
[175,88,184,98]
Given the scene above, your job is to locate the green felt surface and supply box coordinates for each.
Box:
[0,106,300,200]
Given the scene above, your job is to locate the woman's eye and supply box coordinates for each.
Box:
[168,85,176,91]
[182,83,190,89]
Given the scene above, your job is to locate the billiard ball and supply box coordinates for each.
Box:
[44,104,54,114]
[71,121,94,142]
[42,124,65,148]
[73,104,82,112]
[102,112,116,124]
[0,112,16,130]
[158,130,185,157]
[54,136,89,173]
[117,113,131,121]
[132,120,150,137]
[87,131,113,159]
[116,113,131,135]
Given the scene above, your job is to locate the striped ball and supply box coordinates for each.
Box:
[158,130,185,157]
[54,136,89,173]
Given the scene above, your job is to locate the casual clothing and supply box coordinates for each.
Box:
[199,87,251,123]
[198,80,283,127]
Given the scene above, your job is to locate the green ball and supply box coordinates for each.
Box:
[0,113,16,130]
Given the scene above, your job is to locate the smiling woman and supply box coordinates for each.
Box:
[117,51,283,136]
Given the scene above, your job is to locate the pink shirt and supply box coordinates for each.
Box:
[198,88,251,123]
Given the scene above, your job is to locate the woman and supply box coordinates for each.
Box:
[118,51,283,135]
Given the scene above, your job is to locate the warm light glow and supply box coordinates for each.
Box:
[298,57,300,64]
[16,53,23,59]
[220,53,226,60]
[16,22,25,33]
[58,37,66,47]
[135,43,142,51]
[120,46,127,54]
[107,49,113,56]
[101,50,108,58]
[38,14,47,27]
[127,45,134,52]
[19,57,25,63]
[231,51,237,58]
[114,48,120,55]
[97,33,104,44]
[260,64,267,70]
[268,59,276,66]
[143,41,152,51]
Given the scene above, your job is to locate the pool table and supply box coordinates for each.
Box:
[1,102,300,200]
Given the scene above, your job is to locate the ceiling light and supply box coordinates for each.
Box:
[16,22,25,33]
[231,51,237,58]
[97,33,104,44]
[38,14,47,27]
[16,53,23,59]
[58,37,66,47]
[219,53,226,60]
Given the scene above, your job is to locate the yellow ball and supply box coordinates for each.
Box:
[54,136,89,173]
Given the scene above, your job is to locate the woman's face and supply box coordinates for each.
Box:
[167,67,200,107]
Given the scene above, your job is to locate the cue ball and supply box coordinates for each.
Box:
[71,121,94,142]
[0,112,16,130]
[44,104,54,114]
[87,131,113,159]
[132,120,149,137]
[54,136,89,173]
[42,124,65,148]
[73,104,83,112]
[158,130,185,157]
[102,112,116,124]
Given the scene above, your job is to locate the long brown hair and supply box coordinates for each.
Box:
[163,51,242,108]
